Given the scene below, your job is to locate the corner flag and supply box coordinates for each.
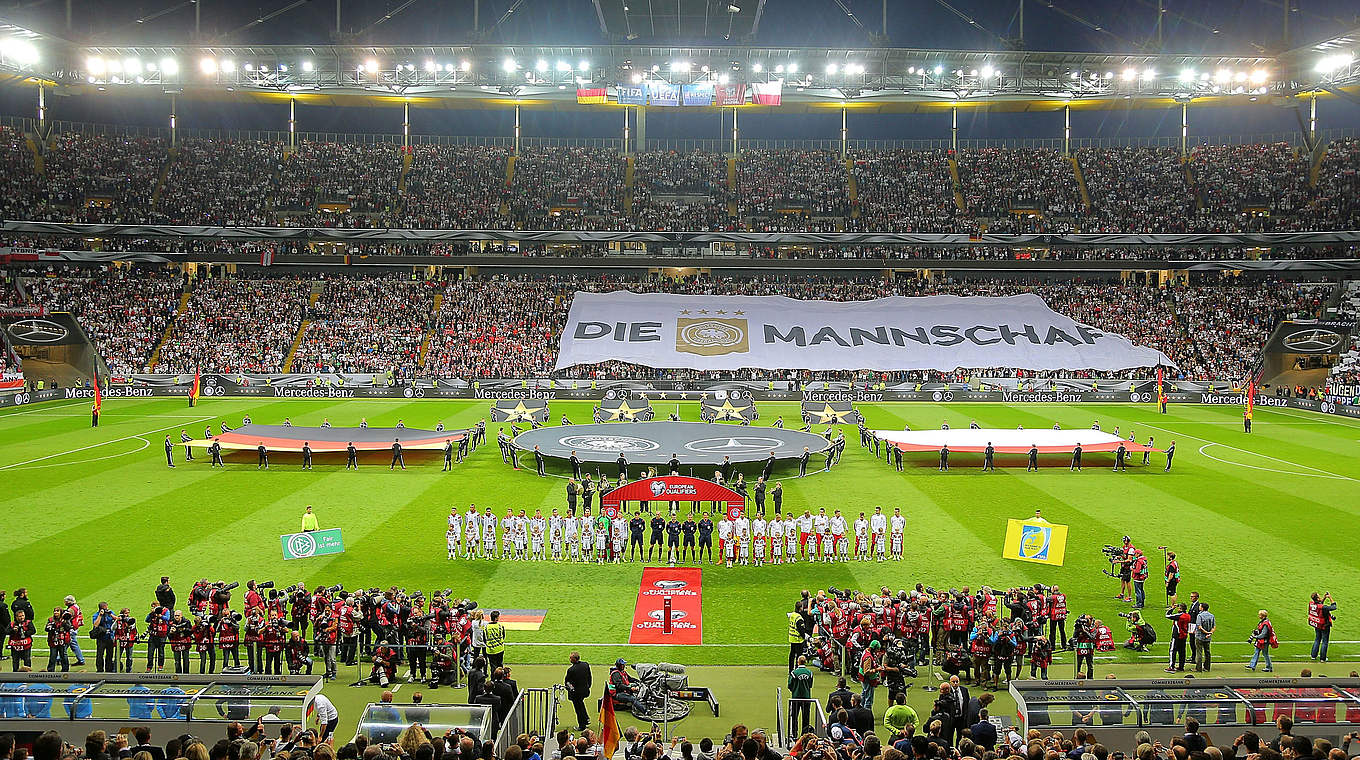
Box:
[189,368,201,408]
[599,687,621,759]
[92,373,102,417]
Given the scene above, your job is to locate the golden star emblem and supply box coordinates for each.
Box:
[607,400,647,421]
[810,403,853,424]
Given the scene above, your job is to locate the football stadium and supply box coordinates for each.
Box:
[1,0,1360,758]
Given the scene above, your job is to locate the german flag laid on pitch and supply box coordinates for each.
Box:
[576,88,607,104]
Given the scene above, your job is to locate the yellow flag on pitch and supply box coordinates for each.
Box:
[1002,519,1068,566]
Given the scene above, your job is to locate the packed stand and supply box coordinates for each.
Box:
[738,149,849,218]
[21,268,183,376]
[290,275,437,376]
[847,149,958,233]
[153,275,311,374]
[1189,142,1312,230]
[153,138,283,225]
[398,144,513,229]
[1308,137,1360,231]
[39,134,166,222]
[505,146,625,222]
[1078,147,1195,233]
[956,148,1084,226]
[631,149,734,231]
[274,141,403,219]
[0,125,39,220]
[1173,280,1331,383]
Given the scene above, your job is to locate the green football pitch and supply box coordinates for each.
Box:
[2,397,1358,738]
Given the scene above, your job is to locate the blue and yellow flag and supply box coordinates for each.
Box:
[1002,519,1068,566]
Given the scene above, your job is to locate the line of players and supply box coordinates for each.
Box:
[445,504,909,566]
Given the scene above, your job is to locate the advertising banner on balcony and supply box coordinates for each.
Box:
[714,83,747,106]
[616,84,647,105]
[646,82,681,106]
[681,83,715,106]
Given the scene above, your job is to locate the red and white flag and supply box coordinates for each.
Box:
[751,80,783,106]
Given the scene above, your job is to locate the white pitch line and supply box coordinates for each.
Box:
[8,437,153,470]
[1197,443,1355,482]
[0,400,90,418]
[1266,406,1360,428]
[0,418,211,471]
[1141,422,1357,482]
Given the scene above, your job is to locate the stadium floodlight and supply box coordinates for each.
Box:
[788,62,797,73]
[199,57,216,74]
[302,60,314,72]
[774,64,784,73]
[969,68,977,76]
[279,63,288,72]
[980,65,994,79]
[1104,71,1114,79]
[1178,68,1195,82]
[502,57,517,72]
[631,72,643,83]
[578,60,589,71]
[1069,70,1079,80]
[1143,67,1156,79]
[161,57,178,75]
[1121,67,1137,81]
[825,62,837,74]
[1315,53,1352,74]
[365,58,379,73]
[718,73,729,84]
[555,60,570,72]
[426,60,438,72]
[461,60,472,71]
[123,57,142,74]
[1214,68,1231,83]
[535,59,549,72]
[87,56,105,75]
[1249,68,1268,84]
[752,62,763,72]
[243,63,254,72]
[907,66,915,74]
[1,38,38,65]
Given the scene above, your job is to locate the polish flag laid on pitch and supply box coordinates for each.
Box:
[751,80,783,106]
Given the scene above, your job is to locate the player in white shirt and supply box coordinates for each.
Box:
[500,509,516,559]
[446,527,459,559]
[549,510,564,561]
[752,528,766,566]
[738,529,751,565]
[812,509,830,555]
[579,513,594,562]
[448,507,460,532]
[464,505,479,536]
[889,508,906,561]
[463,514,480,559]
[481,509,498,557]
[448,512,462,554]
[512,518,527,561]
[611,516,627,563]
[875,530,888,562]
[796,511,814,559]
[563,511,579,560]
[853,513,870,561]
[717,518,732,559]
[870,506,888,549]
[784,517,799,562]
[530,520,545,561]
[769,519,784,564]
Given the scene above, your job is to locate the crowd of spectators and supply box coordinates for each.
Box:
[1078,147,1195,233]
[1189,143,1312,231]
[1173,280,1331,383]
[398,144,513,230]
[21,268,183,376]
[1309,138,1360,232]
[737,149,850,218]
[0,126,39,220]
[153,139,283,226]
[956,148,1084,224]
[39,134,167,223]
[505,147,625,220]
[153,275,311,374]
[290,275,437,375]
[847,149,958,233]
[275,141,403,217]
[631,150,733,231]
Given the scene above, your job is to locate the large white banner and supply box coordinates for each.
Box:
[554,292,1176,372]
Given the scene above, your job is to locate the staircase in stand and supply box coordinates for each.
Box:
[1070,156,1092,212]
[148,285,193,371]
[499,154,516,217]
[623,155,635,214]
[727,156,738,217]
[419,292,443,369]
[948,157,966,212]
[845,158,858,218]
[284,285,323,372]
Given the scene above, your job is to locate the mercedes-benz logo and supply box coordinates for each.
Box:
[653,580,688,589]
[7,318,69,344]
[1282,329,1343,353]
[558,434,660,453]
[684,436,782,453]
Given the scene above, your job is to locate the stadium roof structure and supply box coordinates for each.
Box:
[1,17,1357,113]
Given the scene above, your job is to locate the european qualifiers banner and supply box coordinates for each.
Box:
[555,292,1177,373]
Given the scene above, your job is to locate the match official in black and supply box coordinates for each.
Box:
[1114,443,1127,472]
[533,445,545,476]
[893,445,903,472]
[798,447,809,477]
[669,454,680,475]
[938,445,949,471]
[629,513,646,560]
[390,439,405,470]
[983,443,995,472]
[1143,437,1154,465]
[443,440,454,471]
[617,454,628,480]
[164,435,176,468]
[257,442,269,469]
[209,439,224,467]
[1027,444,1039,471]
[181,430,194,461]
[346,442,358,469]
[458,434,468,462]
[1070,444,1082,471]
[1165,441,1176,471]
[772,482,783,514]
[761,452,775,481]
[302,441,313,470]
[569,451,582,478]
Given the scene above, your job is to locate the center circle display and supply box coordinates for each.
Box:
[558,434,661,453]
[512,421,832,465]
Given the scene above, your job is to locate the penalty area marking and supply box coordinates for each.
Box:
[0,418,212,472]
[0,400,91,418]
[4,437,152,470]
[1196,442,1355,482]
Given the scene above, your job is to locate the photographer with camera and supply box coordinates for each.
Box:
[91,601,116,672]
[168,609,193,673]
[371,639,399,686]
[244,610,265,672]
[1164,603,1190,673]
[261,618,286,674]
[1130,550,1149,609]
[44,605,72,672]
[285,629,311,675]
[1072,614,1096,679]
[1308,592,1337,662]
[145,602,170,671]
[113,607,138,672]
[192,613,216,673]
[1247,609,1277,672]
[313,604,338,680]
[6,608,34,671]
[216,610,242,670]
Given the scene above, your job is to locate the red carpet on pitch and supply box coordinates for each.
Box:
[629,567,703,645]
